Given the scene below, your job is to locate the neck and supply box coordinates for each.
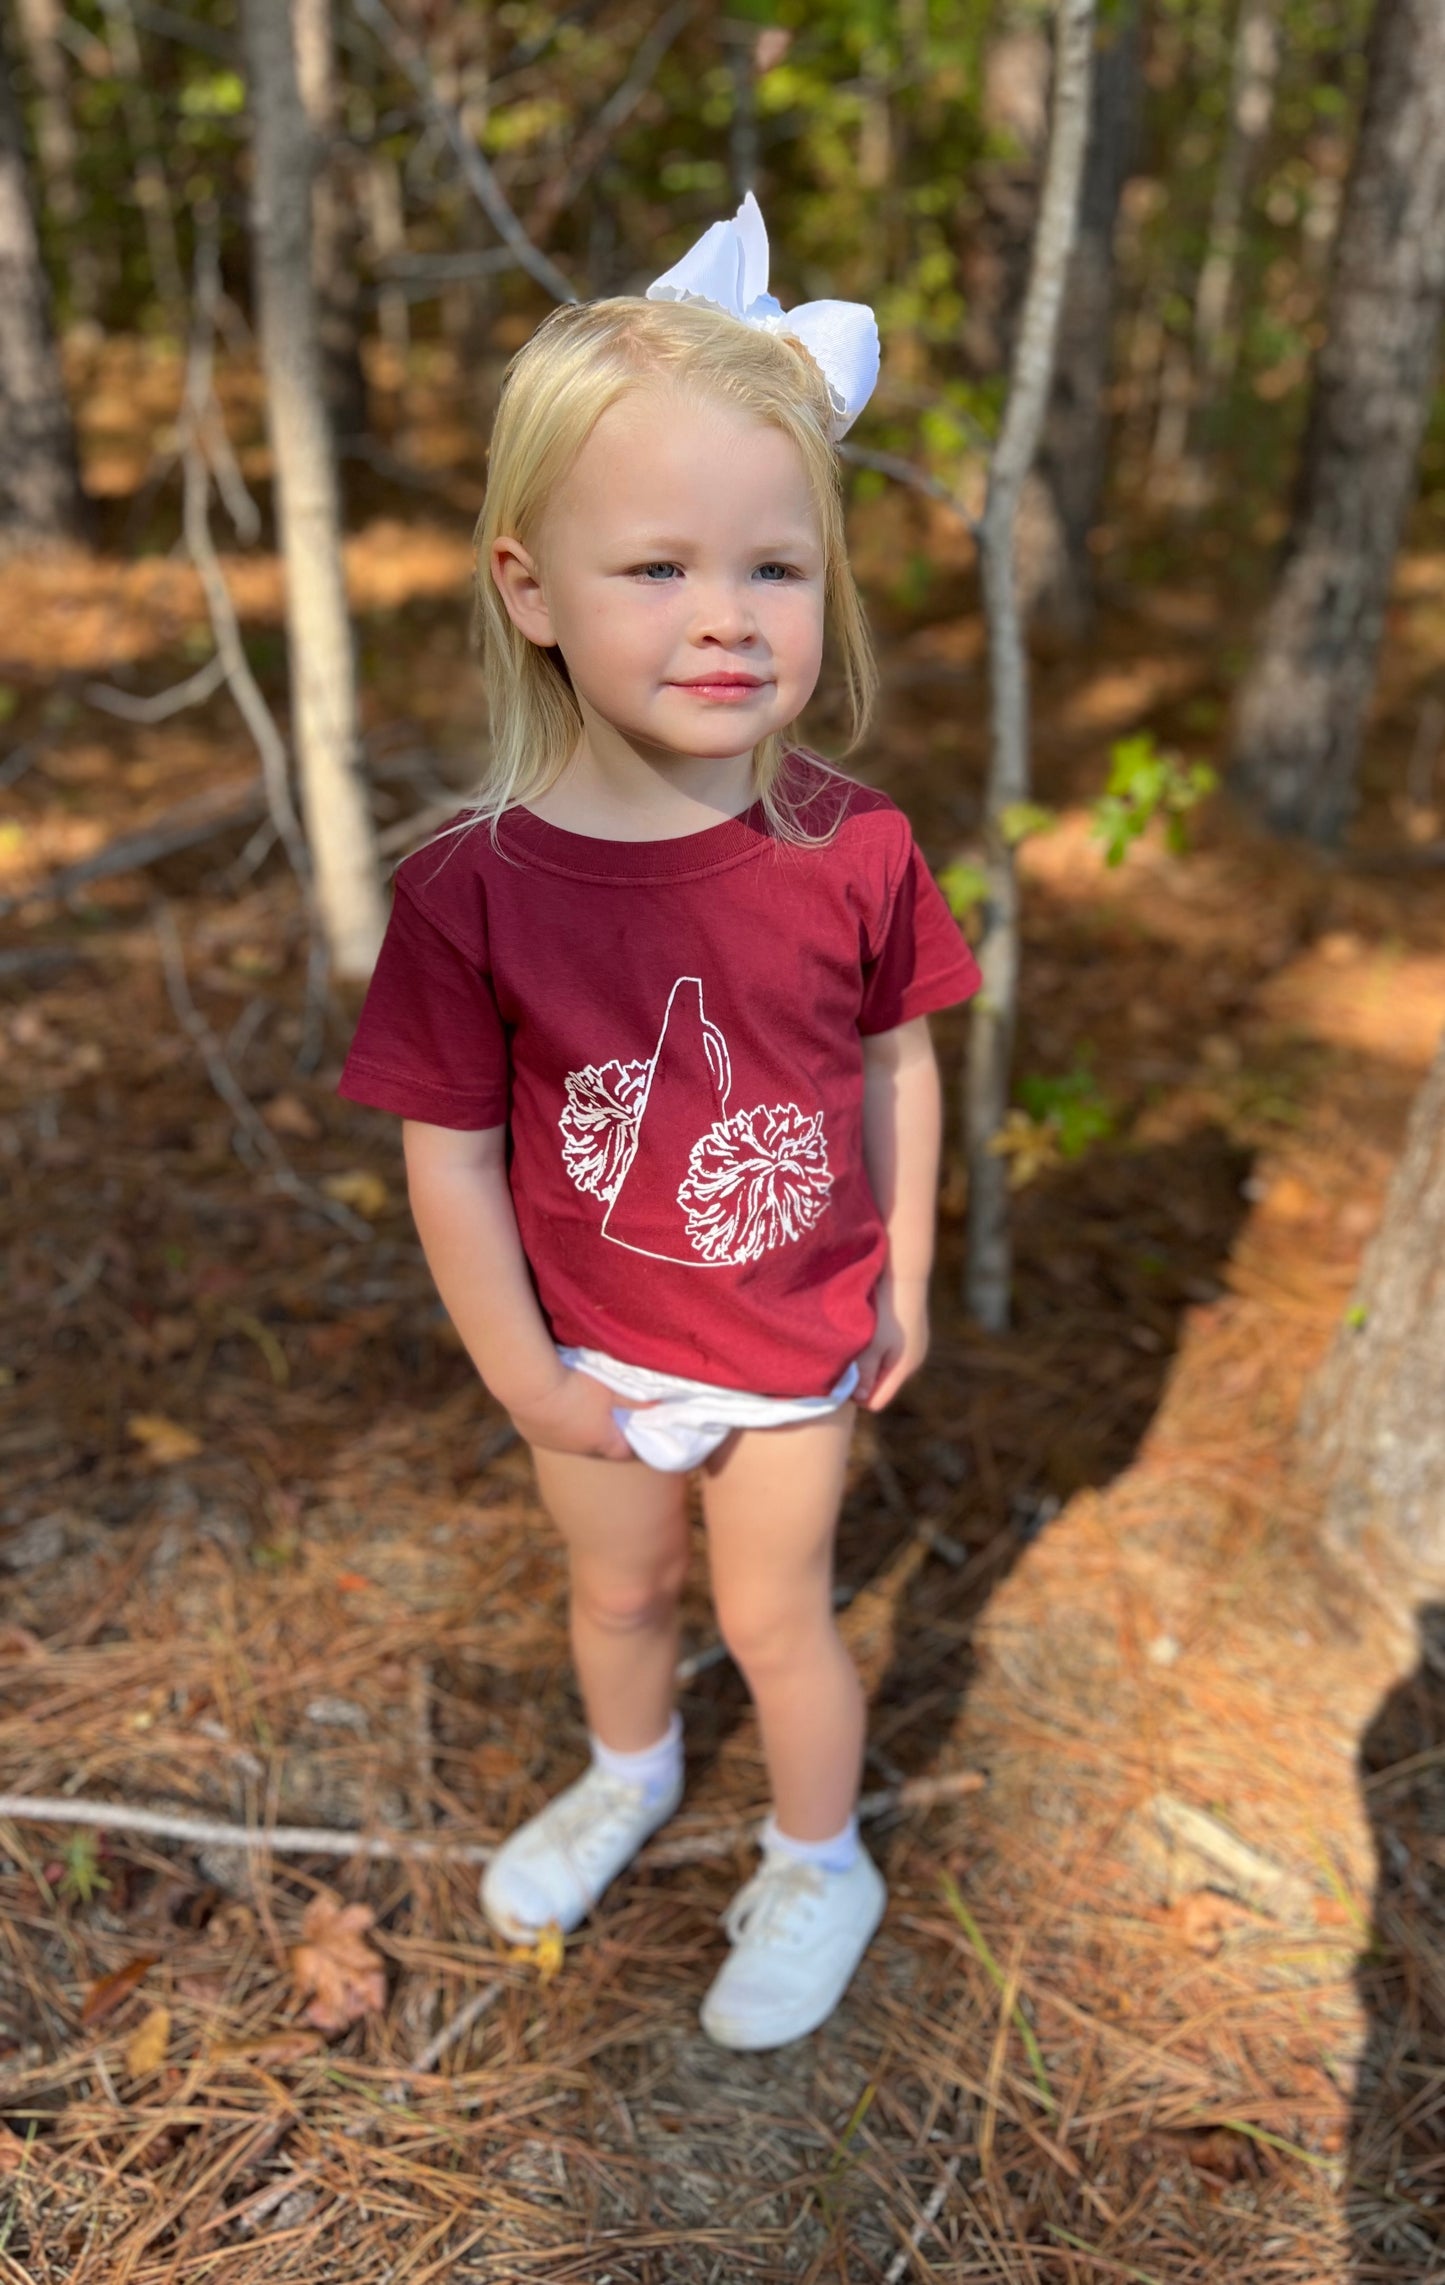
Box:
[529,713,762,842]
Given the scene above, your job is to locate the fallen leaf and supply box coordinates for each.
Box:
[320,1169,389,1218]
[125,2004,170,2078]
[0,2125,30,2175]
[289,1892,386,2035]
[262,1092,322,1141]
[127,1413,203,1464]
[1157,1892,1265,1955]
[81,1954,159,2026]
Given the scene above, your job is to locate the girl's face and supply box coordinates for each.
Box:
[491,385,827,770]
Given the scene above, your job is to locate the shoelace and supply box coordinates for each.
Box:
[721,1855,826,1945]
[544,1771,656,1872]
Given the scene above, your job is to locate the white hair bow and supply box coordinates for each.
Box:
[644,192,879,441]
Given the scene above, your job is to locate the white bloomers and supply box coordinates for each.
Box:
[556,1345,859,1471]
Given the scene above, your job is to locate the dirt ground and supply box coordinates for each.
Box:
[2,338,1444,2283]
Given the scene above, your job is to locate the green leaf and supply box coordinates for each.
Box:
[937,861,989,922]
[998,801,1057,847]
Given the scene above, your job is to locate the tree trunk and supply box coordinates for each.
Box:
[239,0,385,982]
[1230,0,1445,844]
[0,30,83,546]
[965,0,1095,1332]
[1027,0,1140,635]
[13,0,98,319]
[1304,1028,1445,1573]
[294,0,367,442]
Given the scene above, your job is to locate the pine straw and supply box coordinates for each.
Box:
[6,525,1445,2276]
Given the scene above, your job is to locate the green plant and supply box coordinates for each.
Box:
[58,1831,109,1906]
[1091,733,1218,867]
[1017,1062,1116,1160]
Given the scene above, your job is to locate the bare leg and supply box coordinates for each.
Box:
[700,1406,863,1840]
[530,1445,690,1753]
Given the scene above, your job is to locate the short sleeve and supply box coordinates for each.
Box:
[858,832,982,1036]
[335,880,509,1129]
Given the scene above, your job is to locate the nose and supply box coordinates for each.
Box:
[689,578,759,648]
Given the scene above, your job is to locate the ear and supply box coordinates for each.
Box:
[490,534,555,647]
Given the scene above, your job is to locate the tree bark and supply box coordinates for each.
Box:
[1230,0,1445,844]
[965,0,1096,1332]
[1027,0,1140,635]
[1304,1028,1445,1573]
[294,0,367,442]
[13,0,97,319]
[0,27,83,545]
[239,0,385,981]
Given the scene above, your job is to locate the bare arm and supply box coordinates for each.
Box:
[856,1015,943,1410]
[402,1120,632,1459]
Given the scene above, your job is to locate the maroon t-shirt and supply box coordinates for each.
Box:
[337,751,981,1397]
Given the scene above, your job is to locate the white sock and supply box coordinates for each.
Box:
[761,1810,860,1875]
[588,1710,684,1807]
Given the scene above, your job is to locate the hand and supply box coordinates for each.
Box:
[854,1273,930,1412]
[505,1363,645,1462]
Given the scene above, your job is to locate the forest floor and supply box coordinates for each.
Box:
[2,335,1445,2283]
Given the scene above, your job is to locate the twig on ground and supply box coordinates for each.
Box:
[883,2150,967,2283]
[83,652,228,724]
[0,781,267,919]
[641,1769,986,1867]
[349,0,579,306]
[0,1769,982,1871]
[392,1982,503,2087]
[151,899,370,1241]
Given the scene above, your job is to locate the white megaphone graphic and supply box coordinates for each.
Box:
[601,976,732,1265]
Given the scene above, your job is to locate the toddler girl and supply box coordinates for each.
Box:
[337,196,980,2049]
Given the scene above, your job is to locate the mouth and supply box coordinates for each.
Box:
[672,675,769,700]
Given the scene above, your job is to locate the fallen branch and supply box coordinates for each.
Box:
[640,1768,986,1867]
[0,1768,984,1871]
[0,780,267,919]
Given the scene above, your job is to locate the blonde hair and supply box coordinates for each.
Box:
[454,295,877,847]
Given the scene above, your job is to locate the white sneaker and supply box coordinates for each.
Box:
[480,1763,683,1942]
[699,1844,887,2050]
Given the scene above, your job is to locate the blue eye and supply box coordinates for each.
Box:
[756,563,797,582]
[635,562,679,580]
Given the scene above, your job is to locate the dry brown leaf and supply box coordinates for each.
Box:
[262,1091,322,1140]
[81,1954,159,2027]
[1158,1891,1266,1954]
[320,1169,389,1218]
[126,1413,203,1464]
[0,2125,30,2175]
[125,2004,170,2078]
[289,1892,386,2035]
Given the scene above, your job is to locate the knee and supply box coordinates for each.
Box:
[573,1552,688,1636]
[715,1588,828,1683]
